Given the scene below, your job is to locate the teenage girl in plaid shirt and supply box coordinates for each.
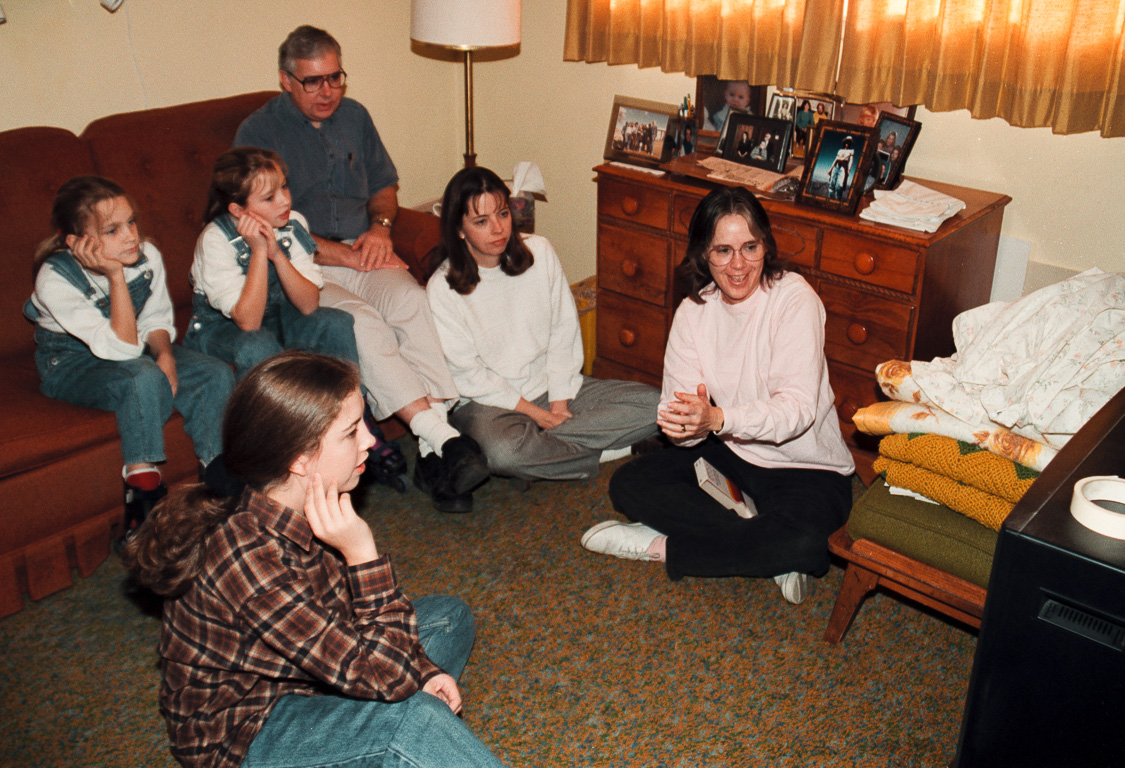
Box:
[122,351,504,768]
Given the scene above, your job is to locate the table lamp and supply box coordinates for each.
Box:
[410,0,521,167]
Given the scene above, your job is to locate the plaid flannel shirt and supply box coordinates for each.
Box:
[157,488,439,768]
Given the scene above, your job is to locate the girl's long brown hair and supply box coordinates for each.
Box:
[120,351,360,597]
[435,165,533,295]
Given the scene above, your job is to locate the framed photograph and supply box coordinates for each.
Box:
[695,76,767,137]
[604,96,682,168]
[767,93,797,122]
[872,112,921,189]
[791,94,839,159]
[796,121,877,215]
[718,113,793,173]
[838,101,917,128]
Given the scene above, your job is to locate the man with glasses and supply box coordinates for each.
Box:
[235,26,489,513]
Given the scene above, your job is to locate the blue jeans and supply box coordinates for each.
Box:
[35,331,232,466]
[242,596,505,768]
[186,290,359,380]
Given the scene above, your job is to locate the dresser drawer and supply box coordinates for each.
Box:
[672,192,705,236]
[828,362,885,446]
[820,282,913,373]
[772,216,818,269]
[598,177,671,230]
[821,231,919,294]
[595,291,668,378]
[597,224,670,306]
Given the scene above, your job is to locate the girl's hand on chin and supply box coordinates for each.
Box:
[304,474,379,565]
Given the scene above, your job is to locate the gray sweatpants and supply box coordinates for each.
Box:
[450,376,660,481]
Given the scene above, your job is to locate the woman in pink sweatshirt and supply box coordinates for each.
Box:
[581,186,854,605]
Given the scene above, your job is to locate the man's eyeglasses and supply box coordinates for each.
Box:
[287,69,347,93]
[706,242,765,266]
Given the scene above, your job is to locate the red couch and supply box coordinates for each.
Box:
[0,92,440,618]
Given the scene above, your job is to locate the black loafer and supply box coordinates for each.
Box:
[441,435,491,495]
[413,453,473,514]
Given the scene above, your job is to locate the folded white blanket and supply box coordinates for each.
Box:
[859,180,966,232]
[886,268,1125,448]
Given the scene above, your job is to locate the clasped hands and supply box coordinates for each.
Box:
[657,383,724,440]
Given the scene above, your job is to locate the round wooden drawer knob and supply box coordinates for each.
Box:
[847,323,868,345]
[621,259,638,277]
[620,197,640,215]
[854,252,876,275]
[838,400,859,423]
[618,328,636,347]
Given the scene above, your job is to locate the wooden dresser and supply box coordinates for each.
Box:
[592,161,1011,481]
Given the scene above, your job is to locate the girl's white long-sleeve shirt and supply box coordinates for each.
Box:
[663,271,854,475]
[28,240,176,361]
[190,210,323,317]
[427,234,584,410]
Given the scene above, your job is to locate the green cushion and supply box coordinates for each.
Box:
[848,478,998,588]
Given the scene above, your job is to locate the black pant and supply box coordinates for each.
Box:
[608,437,852,580]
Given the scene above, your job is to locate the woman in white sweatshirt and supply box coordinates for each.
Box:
[426,166,659,483]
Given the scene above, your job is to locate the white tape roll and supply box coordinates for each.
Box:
[1070,476,1125,539]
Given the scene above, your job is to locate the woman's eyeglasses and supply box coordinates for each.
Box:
[706,242,764,266]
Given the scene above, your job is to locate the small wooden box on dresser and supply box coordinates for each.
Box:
[592,161,1011,483]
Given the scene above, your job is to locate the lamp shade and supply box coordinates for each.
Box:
[410,0,521,50]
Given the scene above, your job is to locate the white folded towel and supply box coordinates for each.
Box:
[860,179,965,233]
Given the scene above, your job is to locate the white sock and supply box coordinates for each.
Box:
[410,408,460,458]
[599,446,632,463]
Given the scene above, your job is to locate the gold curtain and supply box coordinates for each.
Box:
[563,0,842,93]
[565,0,1125,136]
[837,0,1125,136]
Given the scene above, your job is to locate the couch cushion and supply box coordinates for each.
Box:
[83,91,277,336]
[848,478,998,588]
[0,127,96,360]
[0,356,121,478]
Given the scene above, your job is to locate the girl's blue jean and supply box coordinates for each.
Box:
[36,334,232,466]
[242,595,505,768]
[185,291,359,380]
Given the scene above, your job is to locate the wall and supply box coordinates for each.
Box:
[2,0,1123,293]
[0,0,463,212]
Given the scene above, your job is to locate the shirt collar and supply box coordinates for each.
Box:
[279,90,339,130]
[244,487,314,552]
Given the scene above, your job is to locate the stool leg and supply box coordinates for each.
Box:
[825,563,880,644]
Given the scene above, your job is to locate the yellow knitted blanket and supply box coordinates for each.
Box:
[874,433,1040,531]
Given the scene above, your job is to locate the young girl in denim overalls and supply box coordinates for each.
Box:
[25,176,234,539]
[184,147,358,379]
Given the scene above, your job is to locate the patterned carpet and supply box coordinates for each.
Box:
[0,450,977,767]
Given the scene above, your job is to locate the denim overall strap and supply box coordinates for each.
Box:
[213,215,314,275]
[213,215,253,275]
[278,218,317,259]
[24,250,152,321]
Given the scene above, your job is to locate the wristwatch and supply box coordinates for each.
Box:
[373,217,394,229]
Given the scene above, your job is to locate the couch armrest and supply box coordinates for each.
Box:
[391,207,442,285]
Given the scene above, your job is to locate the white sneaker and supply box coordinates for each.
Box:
[773,572,809,605]
[581,521,662,561]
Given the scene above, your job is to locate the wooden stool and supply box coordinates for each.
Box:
[825,525,987,644]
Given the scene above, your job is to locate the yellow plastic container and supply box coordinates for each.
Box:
[571,276,597,376]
